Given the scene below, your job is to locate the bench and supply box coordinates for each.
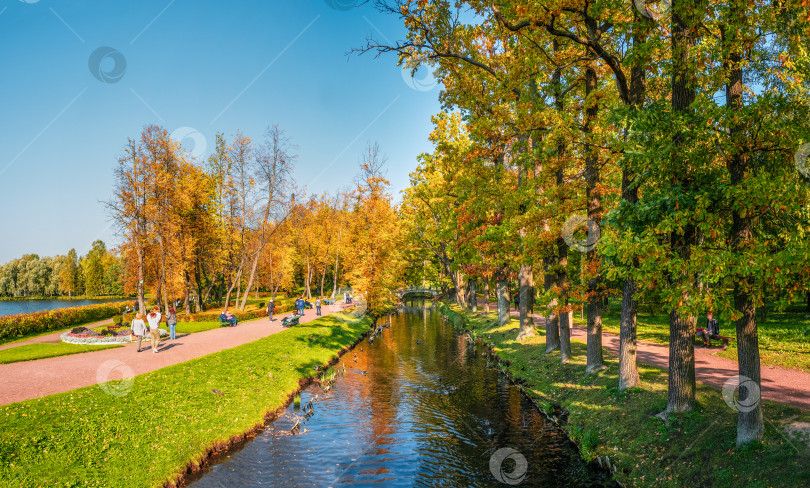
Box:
[219,316,237,327]
[699,335,735,350]
[281,315,300,327]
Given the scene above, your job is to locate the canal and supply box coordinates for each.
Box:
[188,306,612,487]
[0,298,125,317]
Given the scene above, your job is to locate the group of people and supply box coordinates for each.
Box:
[220,310,238,326]
[128,292,351,353]
[292,296,323,316]
[130,305,178,354]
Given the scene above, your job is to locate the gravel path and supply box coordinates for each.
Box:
[0,303,348,406]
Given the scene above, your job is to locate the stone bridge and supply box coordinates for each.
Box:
[395,287,441,300]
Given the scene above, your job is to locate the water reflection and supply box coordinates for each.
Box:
[189,307,610,487]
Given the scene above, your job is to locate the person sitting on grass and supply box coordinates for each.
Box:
[696,311,720,347]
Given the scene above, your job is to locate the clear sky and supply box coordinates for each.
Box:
[0,0,441,263]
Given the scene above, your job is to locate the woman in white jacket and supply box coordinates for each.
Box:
[146,308,162,353]
[131,313,147,352]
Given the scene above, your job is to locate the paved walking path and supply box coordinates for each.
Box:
[483,301,810,411]
[0,304,347,406]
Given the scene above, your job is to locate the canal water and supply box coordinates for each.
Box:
[188,306,612,487]
[0,298,125,317]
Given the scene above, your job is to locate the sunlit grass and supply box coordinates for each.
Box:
[0,342,122,364]
[0,313,371,487]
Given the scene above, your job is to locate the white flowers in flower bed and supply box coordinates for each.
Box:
[61,329,168,345]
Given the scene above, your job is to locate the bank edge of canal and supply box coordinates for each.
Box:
[437,303,810,488]
[170,314,375,488]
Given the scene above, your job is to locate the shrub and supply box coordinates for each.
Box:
[0,302,129,341]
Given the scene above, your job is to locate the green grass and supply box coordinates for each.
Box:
[175,321,224,334]
[0,313,372,487]
[573,310,810,373]
[0,342,122,364]
[443,304,810,488]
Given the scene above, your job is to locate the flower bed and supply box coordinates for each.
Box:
[61,326,167,345]
[0,301,129,341]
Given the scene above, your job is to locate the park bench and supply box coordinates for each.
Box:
[701,334,736,350]
[219,315,237,327]
[281,315,300,327]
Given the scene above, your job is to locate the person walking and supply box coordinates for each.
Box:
[299,297,306,316]
[131,312,147,352]
[267,299,275,321]
[315,297,322,316]
[146,307,162,353]
[166,306,178,340]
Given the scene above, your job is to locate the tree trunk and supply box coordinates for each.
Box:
[583,54,604,374]
[557,237,572,363]
[516,264,536,341]
[723,14,764,442]
[496,279,509,326]
[665,307,696,413]
[616,13,648,390]
[661,0,701,417]
[544,261,561,353]
[469,278,477,313]
[158,234,169,313]
[484,279,490,313]
[456,271,467,308]
[136,244,145,315]
[223,266,243,311]
[183,270,192,315]
[618,277,640,390]
[304,256,312,300]
[239,251,261,311]
[319,264,327,298]
[585,291,604,373]
[560,310,572,364]
[331,252,340,301]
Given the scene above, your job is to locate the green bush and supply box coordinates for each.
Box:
[0,302,129,341]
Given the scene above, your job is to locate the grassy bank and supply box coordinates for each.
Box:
[0,313,373,487]
[440,304,810,488]
[0,342,123,364]
[572,310,810,372]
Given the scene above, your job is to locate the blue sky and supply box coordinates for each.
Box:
[0,0,441,262]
